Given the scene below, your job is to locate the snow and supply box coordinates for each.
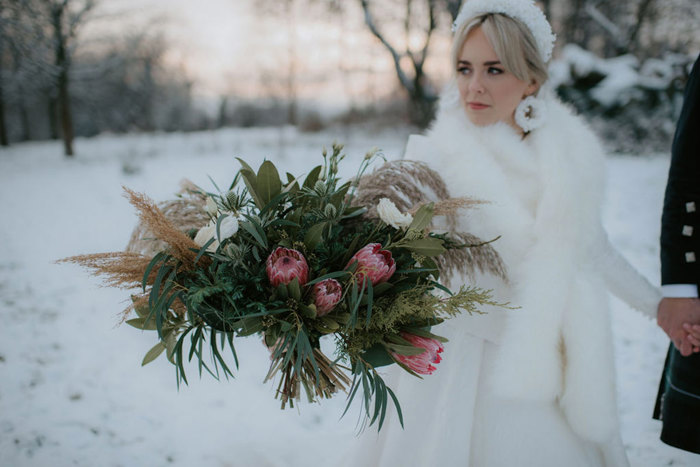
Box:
[1,127,698,466]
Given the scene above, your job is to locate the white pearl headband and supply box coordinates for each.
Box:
[452,0,556,63]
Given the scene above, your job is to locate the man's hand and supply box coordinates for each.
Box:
[657,297,700,356]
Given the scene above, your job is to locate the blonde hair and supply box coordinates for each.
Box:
[451,13,548,88]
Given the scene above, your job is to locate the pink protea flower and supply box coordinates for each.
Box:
[313,279,342,316]
[266,247,309,287]
[390,332,444,375]
[345,243,396,286]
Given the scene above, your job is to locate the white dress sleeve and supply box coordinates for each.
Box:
[597,233,661,320]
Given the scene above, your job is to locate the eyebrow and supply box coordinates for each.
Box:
[457,60,502,66]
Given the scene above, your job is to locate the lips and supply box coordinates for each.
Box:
[468,102,489,110]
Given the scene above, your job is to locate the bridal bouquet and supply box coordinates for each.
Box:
[61,144,504,431]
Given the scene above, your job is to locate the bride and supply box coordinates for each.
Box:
[342,1,663,466]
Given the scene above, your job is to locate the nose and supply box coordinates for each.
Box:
[468,74,484,95]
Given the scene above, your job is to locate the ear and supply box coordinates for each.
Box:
[524,79,539,98]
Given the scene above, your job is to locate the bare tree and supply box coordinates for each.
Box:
[360,0,443,127]
[43,0,96,156]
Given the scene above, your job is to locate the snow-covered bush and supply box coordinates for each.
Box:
[550,45,694,153]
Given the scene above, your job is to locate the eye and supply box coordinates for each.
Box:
[487,67,504,75]
[457,66,471,75]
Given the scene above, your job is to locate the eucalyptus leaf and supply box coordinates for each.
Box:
[408,203,435,232]
[400,237,446,256]
[126,317,157,331]
[142,342,165,366]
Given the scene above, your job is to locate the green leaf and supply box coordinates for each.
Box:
[365,280,373,327]
[400,237,446,257]
[318,316,339,331]
[371,282,393,296]
[287,277,302,302]
[362,343,395,368]
[341,364,363,420]
[304,222,326,251]
[260,191,290,216]
[377,377,389,431]
[401,326,449,343]
[330,180,352,209]
[299,303,317,319]
[408,203,434,232]
[142,342,165,366]
[340,206,367,220]
[385,343,426,356]
[237,317,264,336]
[142,251,167,292]
[276,283,289,300]
[305,270,349,287]
[131,295,149,318]
[165,331,178,364]
[126,317,157,331]
[210,328,233,378]
[236,157,263,209]
[194,238,216,263]
[257,161,282,205]
[386,386,404,428]
[303,165,323,189]
[240,215,268,249]
[269,219,300,229]
[342,235,362,265]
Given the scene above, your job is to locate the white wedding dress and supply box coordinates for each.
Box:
[340,324,617,467]
[340,91,660,467]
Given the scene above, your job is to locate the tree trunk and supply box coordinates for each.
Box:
[0,86,8,147]
[0,62,8,147]
[48,96,59,140]
[58,66,74,156]
[52,3,74,157]
[217,95,228,128]
[564,0,586,45]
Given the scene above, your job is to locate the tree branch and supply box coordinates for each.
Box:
[626,0,656,52]
[360,0,414,93]
[418,0,436,68]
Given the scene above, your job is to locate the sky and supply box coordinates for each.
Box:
[86,0,453,104]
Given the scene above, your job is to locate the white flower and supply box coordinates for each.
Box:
[193,216,239,253]
[194,221,218,252]
[218,215,239,240]
[205,197,218,216]
[377,198,413,229]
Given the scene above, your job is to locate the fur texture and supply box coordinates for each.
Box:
[403,90,659,445]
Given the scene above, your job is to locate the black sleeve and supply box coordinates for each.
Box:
[660,53,700,291]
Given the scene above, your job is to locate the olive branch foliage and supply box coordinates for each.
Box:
[71,143,502,433]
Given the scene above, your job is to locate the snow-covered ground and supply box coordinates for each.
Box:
[0,127,697,467]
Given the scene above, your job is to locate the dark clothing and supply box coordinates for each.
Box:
[660,54,700,290]
[654,53,700,455]
[654,347,700,454]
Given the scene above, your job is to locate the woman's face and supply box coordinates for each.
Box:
[456,26,537,130]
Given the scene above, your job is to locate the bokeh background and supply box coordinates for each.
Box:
[1,1,699,466]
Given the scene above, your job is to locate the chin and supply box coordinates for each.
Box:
[463,110,494,127]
